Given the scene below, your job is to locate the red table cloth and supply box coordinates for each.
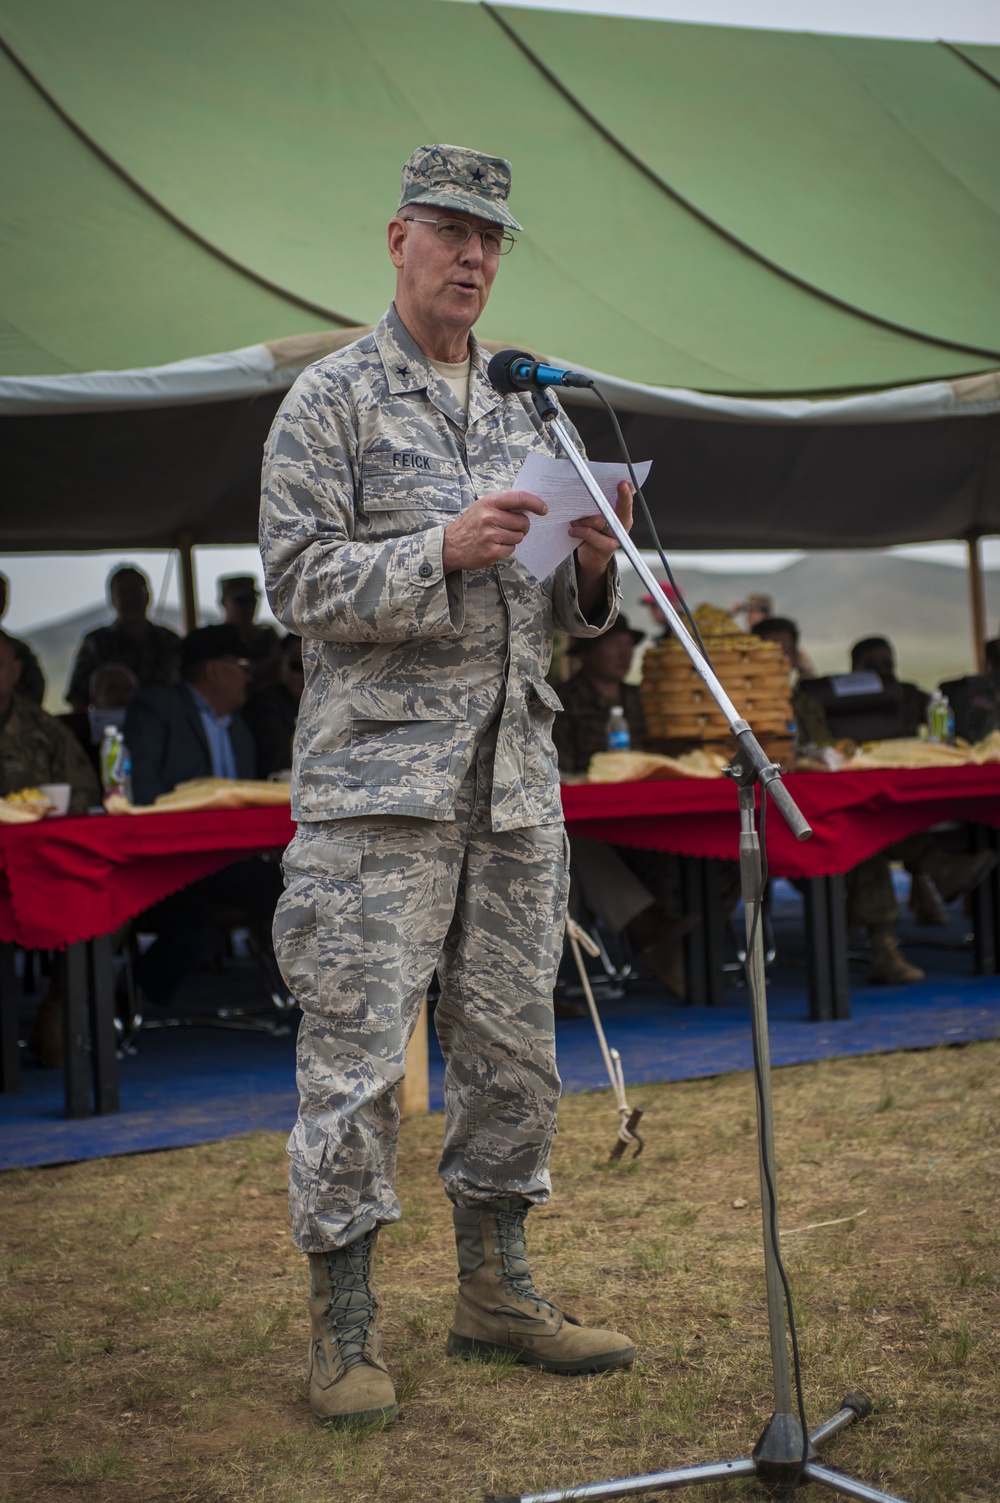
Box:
[561,765,1000,878]
[4,766,1000,951]
[0,807,295,951]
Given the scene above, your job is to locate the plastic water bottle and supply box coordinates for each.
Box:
[786,712,799,761]
[605,705,631,751]
[100,724,133,800]
[926,690,955,745]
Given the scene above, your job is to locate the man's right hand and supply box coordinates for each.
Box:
[441,491,547,574]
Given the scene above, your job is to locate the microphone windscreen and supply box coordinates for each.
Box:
[487,349,534,394]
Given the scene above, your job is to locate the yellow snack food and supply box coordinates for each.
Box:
[106,778,292,814]
[0,787,54,823]
[587,748,728,782]
[847,739,972,770]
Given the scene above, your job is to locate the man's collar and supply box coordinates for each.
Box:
[186,681,231,728]
[375,304,501,424]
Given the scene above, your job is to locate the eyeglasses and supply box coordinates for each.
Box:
[401,217,516,256]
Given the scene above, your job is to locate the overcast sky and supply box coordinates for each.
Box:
[485,0,1000,43]
[5,0,997,635]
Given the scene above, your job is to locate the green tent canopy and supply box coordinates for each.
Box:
[1,0,998,551]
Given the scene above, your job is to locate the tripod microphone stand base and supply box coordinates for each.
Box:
[487,1393,911,1503]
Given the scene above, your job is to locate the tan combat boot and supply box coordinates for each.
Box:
[447,1199,635,1374]
[867,926,925,986]
[307,1230,397,1427]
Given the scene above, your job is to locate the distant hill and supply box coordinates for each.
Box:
[621,552,1000,691]
[14,552,1000,716]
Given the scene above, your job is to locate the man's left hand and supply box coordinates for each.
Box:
[570,479,634,608]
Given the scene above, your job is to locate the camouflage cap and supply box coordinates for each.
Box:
[398,143,522,231]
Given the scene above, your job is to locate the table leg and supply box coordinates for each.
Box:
[804,877,851,1022]
[63,943,91,1118]
[0,942,22,1094]
[803,877,832,1021]
[702,859,727,1007]
[680,858,727,1007]
[399,996,429,1117]
[970,825,1000,976]
[89,936,120,1115]
[827,874,851,1019]
[681,858,708,1005]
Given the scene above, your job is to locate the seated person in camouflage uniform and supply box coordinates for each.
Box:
[748,618,827,749]
[0,630,100,1068]
[754,618,994,981]
[0,573,45,706]
[0,631,97,811]
[940,638,1000,745]
[66,564,181,712]
[851,635,929,737]
[261,143,636,1429]
[553,614,694,994]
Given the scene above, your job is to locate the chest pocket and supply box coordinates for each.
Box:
[360,451,464,516]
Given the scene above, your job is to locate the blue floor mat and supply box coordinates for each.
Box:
[3,879,999,1171]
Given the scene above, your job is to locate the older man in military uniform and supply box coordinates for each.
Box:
[261,144,635,1427]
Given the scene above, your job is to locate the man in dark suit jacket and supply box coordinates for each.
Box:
[125,624,256,804]
[124,625,283,1008]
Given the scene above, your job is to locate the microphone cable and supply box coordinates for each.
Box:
[581,376,812,1497]
[583,380,711,663]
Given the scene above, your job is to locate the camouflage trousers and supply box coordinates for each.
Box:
[275,761,569,1253]
[846,834,935,931]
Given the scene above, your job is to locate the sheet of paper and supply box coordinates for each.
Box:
[511,454,651,582]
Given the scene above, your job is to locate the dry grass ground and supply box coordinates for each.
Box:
[2,1040,999,1503]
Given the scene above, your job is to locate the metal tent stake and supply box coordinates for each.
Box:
[485,390,913,1503]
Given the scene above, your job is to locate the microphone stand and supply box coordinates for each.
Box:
[487,386,912,1503]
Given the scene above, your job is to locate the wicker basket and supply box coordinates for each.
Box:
[640,629,793,764]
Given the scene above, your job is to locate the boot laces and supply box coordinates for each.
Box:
[491,1207,558,1318]
[320,1239,379,1372]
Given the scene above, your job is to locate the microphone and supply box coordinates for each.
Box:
[487,349,594,395]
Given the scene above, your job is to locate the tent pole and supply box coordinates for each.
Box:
[176,531,197,634]
[967,531,987,674]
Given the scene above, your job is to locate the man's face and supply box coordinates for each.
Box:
[0,637,22,705]
[110,571,149,621]
[580,630,636,683]
[91,666,137,711]
[856,645,895,679]
[203,654,251,715]
[222,590,258,630]
[757,627,796,666]
[388,205,501,336]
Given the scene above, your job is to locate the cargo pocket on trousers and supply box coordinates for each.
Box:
[274,848,367,1020]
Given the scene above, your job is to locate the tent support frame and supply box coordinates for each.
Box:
[967,530,987,673]
[175,531,198,634]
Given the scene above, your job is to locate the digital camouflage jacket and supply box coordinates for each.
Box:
[260,305,619,831]
[0,697,99,812]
